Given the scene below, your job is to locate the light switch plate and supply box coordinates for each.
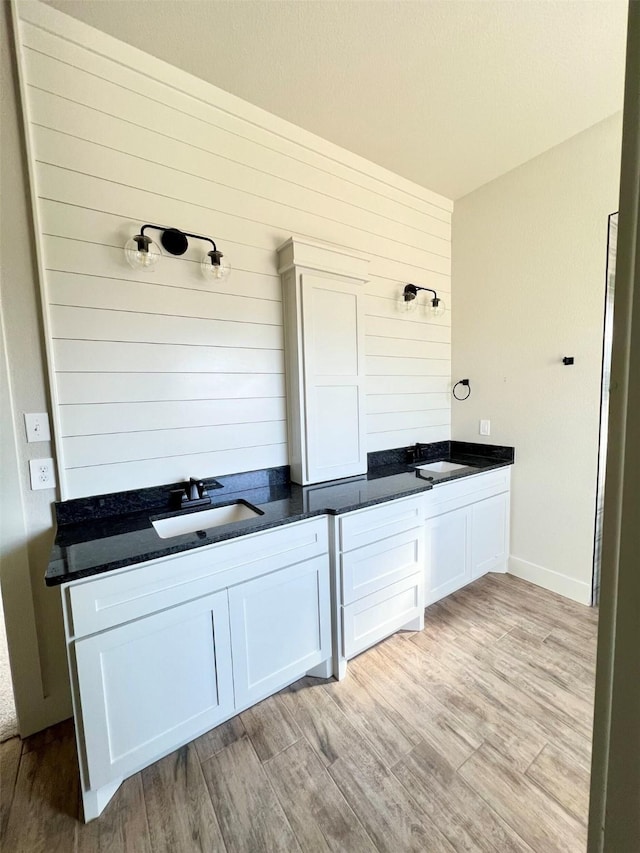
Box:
[29,458,56,490]
[24,412,51,443]
[480,419,491,436]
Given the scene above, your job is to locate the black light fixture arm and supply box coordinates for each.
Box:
[135,224,219,257]
[403,283,441,306]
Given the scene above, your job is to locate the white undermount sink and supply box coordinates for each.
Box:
[415,461,469,474]
[152,501,262,538]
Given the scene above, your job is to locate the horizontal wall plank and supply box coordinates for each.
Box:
[56,372,286,404]
[366,356,451,377]
[365,393,451,415]
[367,425,451,452]
[365,336,450,361]
[53,340,284,374]
[366,376,451,396]
[367,410,450,434]
[48,272,282,326]
[365,315,451,344]
[64,421,287,468]
[65,444,288,498]
[60,398,286,437]
[50,306,283,350]
[21,20,452,221]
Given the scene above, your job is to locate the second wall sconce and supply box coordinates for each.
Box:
[124,224,231,280]
[402,283,446,317]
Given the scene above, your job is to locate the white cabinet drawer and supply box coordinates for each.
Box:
[67,517,328,638]
[339,495,423,552]
[423,467,510,519]
[341,526,424,605]
[342,572,423,659]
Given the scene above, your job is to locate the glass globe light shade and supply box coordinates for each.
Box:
[201,252,231,281]
[429,297,446,318]
[124,235,160,270]
[399,288,418,312]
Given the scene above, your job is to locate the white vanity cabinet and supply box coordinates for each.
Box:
[333,495,425,677]
[74,590,234,793]
[424,467,510,605]
[62,517,331,821]
[278,237,369,485]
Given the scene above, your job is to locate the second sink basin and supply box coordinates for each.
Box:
[415,461,469,474]
[152,500,263,539]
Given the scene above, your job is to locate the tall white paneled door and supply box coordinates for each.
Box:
[73,590,234,791]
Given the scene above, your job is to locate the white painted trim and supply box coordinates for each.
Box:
[508,556,592,605]
[16,0,452,214]
[0,282,46,736]
[11,0,67,496]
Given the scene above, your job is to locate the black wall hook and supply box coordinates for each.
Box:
[563,357,575,365]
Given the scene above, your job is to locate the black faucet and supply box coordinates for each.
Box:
[170,477,222,509]
[406,443,426,464]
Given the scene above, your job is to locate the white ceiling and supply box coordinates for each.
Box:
[45,0,627,199]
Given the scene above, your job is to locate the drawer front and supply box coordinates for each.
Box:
[342,572,423,660]
[423,467,511,519]
[339,495,424,552]
[67,517,328,638]
[341,526,424,605]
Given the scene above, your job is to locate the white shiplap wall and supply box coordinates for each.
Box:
[15,1,452,499]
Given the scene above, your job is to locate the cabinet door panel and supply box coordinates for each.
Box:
[301,274,366,482]
[229,555,330,708]
[75,590,233,790]
[425,506,471,605]
[471,492,509,579]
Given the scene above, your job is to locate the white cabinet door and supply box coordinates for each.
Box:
[471,492,509,579]
[425,506,471,605]
[229,555,331,708]
[74,590,234,791]
[301,274,367,483]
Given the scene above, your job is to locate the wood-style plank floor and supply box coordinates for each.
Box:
[0,573,598,852]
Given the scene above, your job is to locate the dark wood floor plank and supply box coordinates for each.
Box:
[240,694,301,762]
[266,738,377,852]
[193,717,246,764]
[76,775,151,853]
[459,741,587,853]
[0,736,21,841]
[526,741,591,824]
[393,739,534,853]
[201,735,300,853]
[142,744,227,853]
[3,727,79,853]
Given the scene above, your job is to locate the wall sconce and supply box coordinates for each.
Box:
[124,224,231,280]
[402,283,446,317]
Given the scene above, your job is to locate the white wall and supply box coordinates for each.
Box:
[0,2,72,735]
[452,114,623,604]
[15,1,453,501]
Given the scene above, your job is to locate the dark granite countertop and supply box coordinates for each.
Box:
[45,441,514,586]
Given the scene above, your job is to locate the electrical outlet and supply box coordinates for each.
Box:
[480,419,491,436]
[24,412,51,443]
[29,457,56,490]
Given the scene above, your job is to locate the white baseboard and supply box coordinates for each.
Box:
[508,556,592,605]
